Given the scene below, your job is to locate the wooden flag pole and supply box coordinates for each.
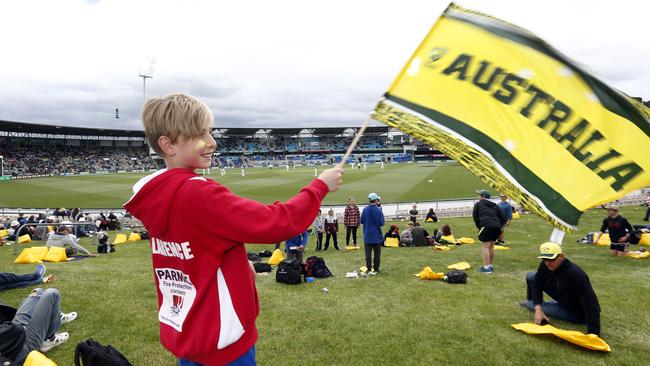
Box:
[336,115,371,169]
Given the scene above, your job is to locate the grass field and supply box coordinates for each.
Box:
[1,206,650,365]
[0,163,485,208]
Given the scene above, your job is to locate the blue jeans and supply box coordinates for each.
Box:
[179,346,256,366]
[13,288,62,364]
[523,272,584,324]
[0,270,42,291]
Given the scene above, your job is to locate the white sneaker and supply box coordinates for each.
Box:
[60,311,77,324]
[40,332,69,352]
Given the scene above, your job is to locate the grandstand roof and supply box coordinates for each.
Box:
[0,120,392,138]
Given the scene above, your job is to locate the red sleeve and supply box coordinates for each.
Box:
[198,178,328,244]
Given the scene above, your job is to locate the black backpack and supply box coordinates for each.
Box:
[303,256,332,278]
[247,252,261,262]
[253,262,272,273]
[276,259,303,284]
[258,250,273,257]
[445,270,467,284]
[75,339,133,366]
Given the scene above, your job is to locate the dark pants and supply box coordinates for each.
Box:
[644,207,650,221]
[364,243,381,272]
[0,271,42,291]
[324,232,339,250]
[315,233,323,251]
[345,226,358,245]
[523,272,584,324]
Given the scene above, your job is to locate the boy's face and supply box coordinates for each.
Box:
[166,130,216,170]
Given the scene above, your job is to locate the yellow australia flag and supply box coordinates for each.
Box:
[372,3,650,231]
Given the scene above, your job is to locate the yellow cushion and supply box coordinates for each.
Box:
[30,246,50,261]
[128,232,141,242]
[47,226,54,232]
[494,245,510,250]
[23,350,58,366]
[43,246,68,263]
[639,233,650,246]
[628,251,650,259]
[346,245,360,251]
[447,261,471,270]
[434,245,451,251]
[15,248,43,264]
[18,234,32,244]
[414,266,445,280]
[594,233,610,246]
[439,235,456,244]
[0,229,8,237]
[425,218,433,222]
[384,237,399,247]
[268,249,285,265]
[512,212,521,219]
[113,233,128,245]
[458,237,475,244]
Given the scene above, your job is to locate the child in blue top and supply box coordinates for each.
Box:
[285,230,308,263]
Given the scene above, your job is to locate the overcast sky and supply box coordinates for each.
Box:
[0,0,647,131]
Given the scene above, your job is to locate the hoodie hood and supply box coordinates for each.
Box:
[124,168,198,237]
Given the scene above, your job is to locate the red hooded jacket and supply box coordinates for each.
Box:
[124,168,328,365]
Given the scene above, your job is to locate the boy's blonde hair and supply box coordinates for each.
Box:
[142,93,214,156]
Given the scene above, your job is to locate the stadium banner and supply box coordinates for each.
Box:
[372,3,650,231]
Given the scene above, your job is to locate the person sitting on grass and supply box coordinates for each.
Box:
[399,222,414,247]
[0,265,55,291]
[384,224,400,246]
[46,225,96,257]
[425,208,438,223]
[594,205,634,256]
[0,288,77,365]
[435,224,456,245]
[519,242,601,335]
[410,222,432,246]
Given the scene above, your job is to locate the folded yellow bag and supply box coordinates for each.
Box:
[434,245,451,251]
[384,237,399,247]
[438,235,456,245]
[511,323,610,352]
[30,246,50,261]
[128,232,141,242]
[23,350,58,366]
[346,245,360,251]
[447,261,471,270]
[639,233,650,246]
[18,234,32,244]
[512,212,521,219]
[15,248,43,264]
[414,266,445,280]
[458,237,475,244]
[494,245,510,250]
[113,233,128,245]
[268,249,285,265]
[594,233,610,246]
[43,246,68,263]
[0,229,8,237]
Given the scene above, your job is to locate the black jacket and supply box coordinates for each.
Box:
[472,199,506,229]
[0,303,24,364]
[532,258,601,335]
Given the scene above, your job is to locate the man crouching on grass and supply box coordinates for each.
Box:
[124,93,343,366]
[519,242,601,335]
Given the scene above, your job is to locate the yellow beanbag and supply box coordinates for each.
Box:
[414,266,445,280]
[434,245,451,251]
[113,233,128,245]
[494,245,510,250]
[511,323,611,352]
[346,245,360,251]
[439,235,456,245]
[512,212,521,219]
[47,226,54,232]
[23,350,57,366]
[639,233,650,246]
[458,237,475,244]
[447,261,471,270]
[268,249,285,265]
[384,237,399,247]
[15,248,43,264]
[628,251,650,259]
[594,233,610,246]
[43,246,68,263]
[30,246,50,261]
[0,229,8,237]
[18,234,32,244]
[128,232,141,242]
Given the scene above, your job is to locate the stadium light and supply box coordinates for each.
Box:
[138,56,156,102]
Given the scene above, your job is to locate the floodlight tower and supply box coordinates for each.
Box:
[138,57,156,102]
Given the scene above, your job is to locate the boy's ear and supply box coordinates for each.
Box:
[158,136,175,156]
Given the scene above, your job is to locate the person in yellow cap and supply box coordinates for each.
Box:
[519,242,601,335]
